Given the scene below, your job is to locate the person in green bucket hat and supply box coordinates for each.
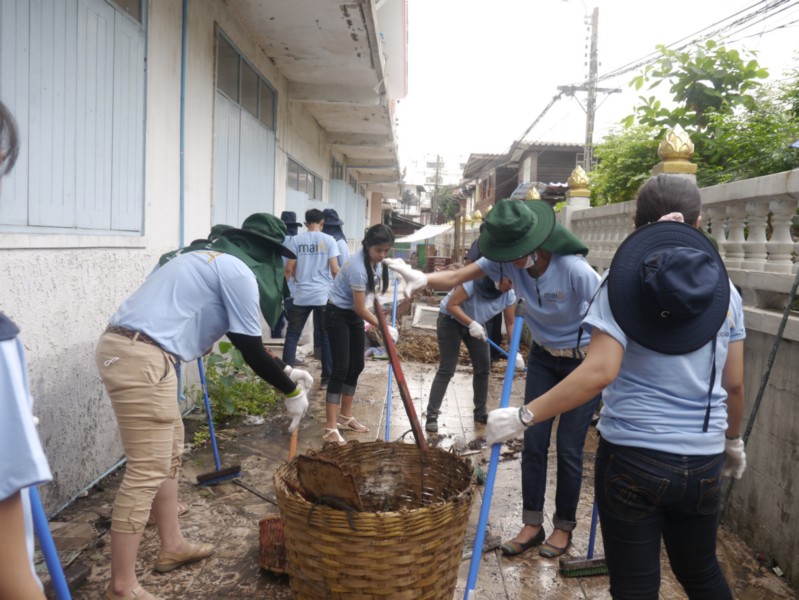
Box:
[385,199,601,558]
[95,212,314,600]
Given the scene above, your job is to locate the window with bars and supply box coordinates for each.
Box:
[216,33,276,129]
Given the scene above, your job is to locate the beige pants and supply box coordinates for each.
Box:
[96,332,183,534]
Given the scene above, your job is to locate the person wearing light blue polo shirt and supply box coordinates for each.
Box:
[282,209,340,387]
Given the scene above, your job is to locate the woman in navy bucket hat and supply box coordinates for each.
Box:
[485,175,746,599]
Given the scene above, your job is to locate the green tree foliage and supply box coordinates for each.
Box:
[592,43,797,204]
[590,125,660,205]
[700,84,799,185]
[434,186,460,223]
[626,41,768,133]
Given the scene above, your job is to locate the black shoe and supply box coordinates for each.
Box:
[425,419,438,433]
[320,378,329,390]
[474,413,488,425]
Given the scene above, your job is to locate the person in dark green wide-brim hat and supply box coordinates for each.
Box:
[382,197,557,298]
[479,199,556,262]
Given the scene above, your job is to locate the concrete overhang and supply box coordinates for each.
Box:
[231,0,402,196]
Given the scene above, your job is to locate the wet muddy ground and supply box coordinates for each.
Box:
[43,341,797,599]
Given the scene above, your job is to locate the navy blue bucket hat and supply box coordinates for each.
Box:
[321,208,344,226]
[608,221,730,355]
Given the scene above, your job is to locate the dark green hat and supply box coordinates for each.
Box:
[539,221,589,256]
[479,200,555,262]
[224,213,295,258]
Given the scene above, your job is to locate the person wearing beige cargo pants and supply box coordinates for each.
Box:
[96,332,213,600]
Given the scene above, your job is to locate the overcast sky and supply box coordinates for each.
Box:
[395,0,799,165]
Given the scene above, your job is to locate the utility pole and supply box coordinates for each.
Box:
[557,6,619,172]
[584,7,598,172]
[431,154,441,223]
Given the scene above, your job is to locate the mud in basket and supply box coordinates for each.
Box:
[274,440,474,600]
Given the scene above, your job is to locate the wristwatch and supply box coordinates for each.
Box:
[518,405,535,427]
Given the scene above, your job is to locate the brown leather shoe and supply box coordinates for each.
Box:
[154,541,215,573]
[104,584,162,599]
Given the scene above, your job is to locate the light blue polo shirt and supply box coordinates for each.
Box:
[1,331,53,588]
[583,274,746,455]
[335,238,350,267]
[440,280,516,324]
[285,231,340,306]
[110,251,262,362]
[328,249,383,310]
[477,254,600,348]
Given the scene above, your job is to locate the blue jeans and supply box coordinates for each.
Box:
[596,438,731,600]
[282,303,332,378]
[521,344,600,530]
[426,314,490,419]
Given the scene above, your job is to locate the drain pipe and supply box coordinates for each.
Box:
[176,0,189,401]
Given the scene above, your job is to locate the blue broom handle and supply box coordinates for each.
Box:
[464,299,526,599]
[587,500,599,559]
[30,487,72,599]
[197,357,222,471]
[383,278,400,442]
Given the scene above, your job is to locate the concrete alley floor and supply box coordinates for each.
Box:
[46,344,797,599]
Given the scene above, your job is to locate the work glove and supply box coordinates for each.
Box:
[468,320,487,341]
[722,437,746,479]
[515,352,526,371]
[387,325,399,343]
[284,387,309,433]
[486,407,527,446]
[383,258,428,298]
[284,365,314,392]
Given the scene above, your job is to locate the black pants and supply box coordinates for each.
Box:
[323,303,365,395]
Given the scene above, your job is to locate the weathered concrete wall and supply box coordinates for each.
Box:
[0,0,345,514]
[726,331,799,585]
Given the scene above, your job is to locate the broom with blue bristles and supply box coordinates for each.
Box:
[196,356,242,486]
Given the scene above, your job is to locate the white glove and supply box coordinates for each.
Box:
[468,320,487,341]
[486,407,527,446]
[515,352,526,371]
[383,258,428,298]
[387,325,399,343]
[284,366,314,392]
[722,437,746,479]
[284,387,309,433]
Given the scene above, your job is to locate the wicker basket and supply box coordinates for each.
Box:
[274,440,474,600]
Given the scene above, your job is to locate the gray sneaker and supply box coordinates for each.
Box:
[425,419,438,433]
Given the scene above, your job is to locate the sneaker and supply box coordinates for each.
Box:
[425,419,438,433]
[294,356,307,366]
[320,378,329,390]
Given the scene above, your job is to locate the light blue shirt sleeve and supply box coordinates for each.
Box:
[0,336,53,502]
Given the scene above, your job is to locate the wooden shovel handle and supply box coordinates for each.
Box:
[288,428,298,460]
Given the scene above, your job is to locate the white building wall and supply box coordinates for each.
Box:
[0,0,343,513]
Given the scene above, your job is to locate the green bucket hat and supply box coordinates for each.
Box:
[539,221,589,256]
[479,199,555,262]
[224,213,295,258]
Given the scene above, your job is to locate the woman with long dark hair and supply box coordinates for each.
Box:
[322,224,397,444]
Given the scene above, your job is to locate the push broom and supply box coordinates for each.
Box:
[196,356,242,486]
[559,499,609,577]
[464,299,525,599]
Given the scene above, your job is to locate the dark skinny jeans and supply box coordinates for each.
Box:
[596,437,732,600]
[323,303,365,395]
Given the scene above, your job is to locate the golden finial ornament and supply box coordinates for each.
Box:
[464,213,472,224]
[473,209,483,222]
[567,165,591,199]
[653,124,698,175]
